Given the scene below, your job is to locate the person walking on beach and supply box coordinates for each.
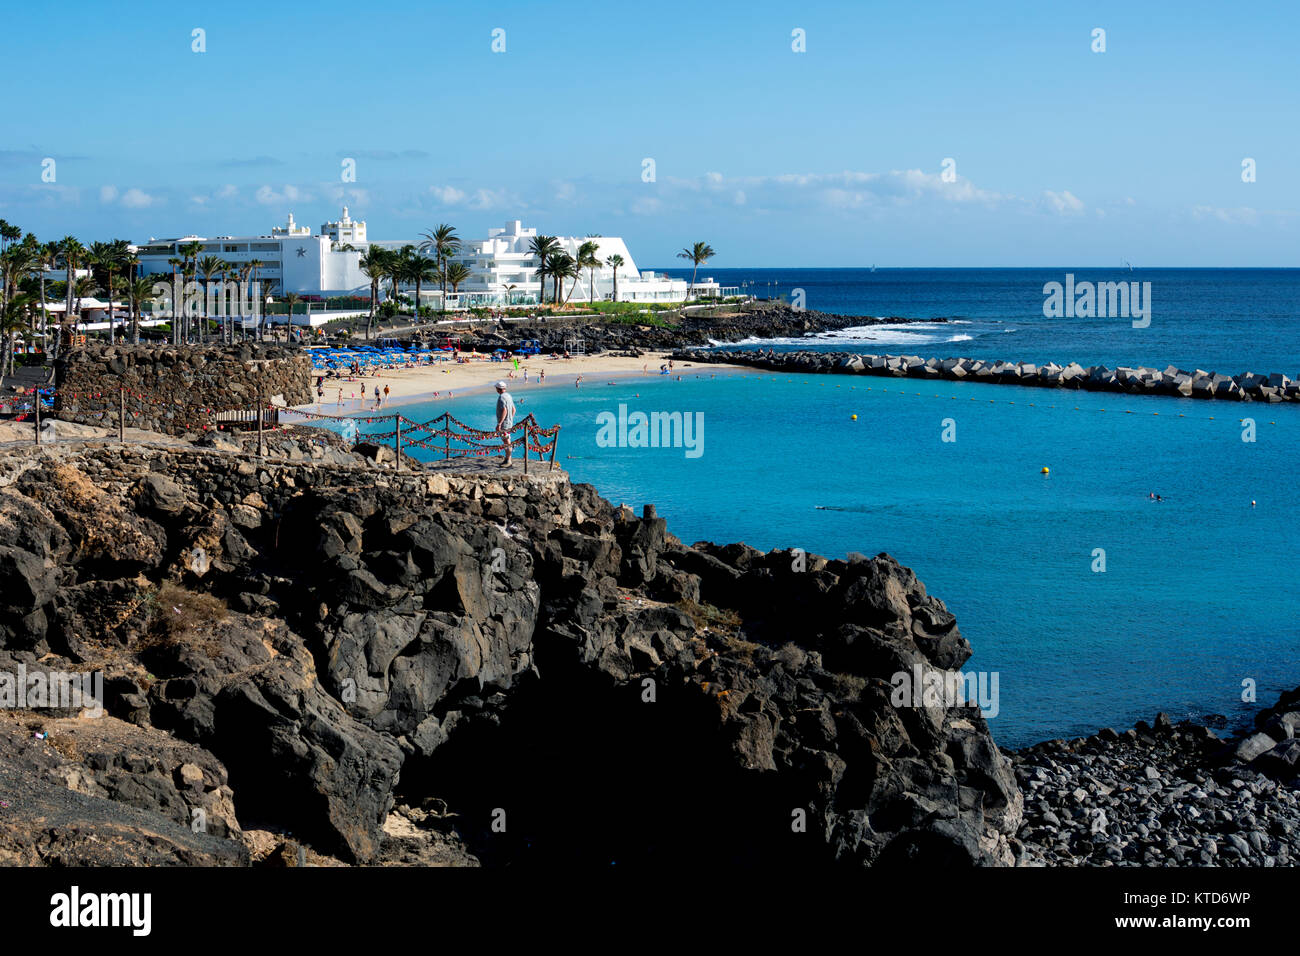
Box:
[374,384,381,408]
[383,384,390,405]
[495,380,515,468]
[539,369,545,385]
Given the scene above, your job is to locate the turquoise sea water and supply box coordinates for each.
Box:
[347,368,1300,748]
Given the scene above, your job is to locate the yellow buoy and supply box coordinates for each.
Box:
[1041,467,1050,475]
[851,414,858,421]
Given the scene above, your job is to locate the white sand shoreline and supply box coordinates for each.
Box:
[289,349,750,418]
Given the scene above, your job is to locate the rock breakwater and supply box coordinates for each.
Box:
[675,348,1300,403]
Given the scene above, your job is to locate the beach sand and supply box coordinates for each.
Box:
[296,349,747,415]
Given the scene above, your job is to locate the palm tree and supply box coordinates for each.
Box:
[127,276,153,345]
[283,292,301,342]
[676,241,716,303]
[527,235,560,305]
[386,245,413,318]
[235,263,254,341]
[0,221,21,256]
[420,224,460,301]
[1,294,32,378]
[549,252,577,307]
[121,249,139,340]
[36,241,57,349]
[166,257,183,344]
[1,240,35,374]
[503,283,517,307]
[605,254,625,303]
[196,255,226,343]
[358,246,388,341]
[246,259,265,341]
[575,240,600,307]
[0,243,33,325]
[408,253,438,319]
[57,237,85,348]
[444,262,472,294]
[89,240,129,344]
[178,241,202,342]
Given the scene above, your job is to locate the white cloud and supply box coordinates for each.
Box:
[1043,189,1085,215]
[429,185,466,204]
[428,185,514,210]
[1191,205,1261,225]
[630,197,663,215]
[667,169,1008,210]
[468,188,508,209]
[99,185,118,203]
[255,184,308,205]
[121,188,155,208]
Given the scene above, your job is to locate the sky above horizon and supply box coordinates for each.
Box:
[2,0,1297,267]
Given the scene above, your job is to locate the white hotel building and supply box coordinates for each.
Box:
[134,210,731,309]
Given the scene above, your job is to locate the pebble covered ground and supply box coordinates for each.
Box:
[1012,714,1300,867]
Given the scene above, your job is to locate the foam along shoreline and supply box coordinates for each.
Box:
[673,348,1300,403]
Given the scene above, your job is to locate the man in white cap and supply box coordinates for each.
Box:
[494,380,515,467]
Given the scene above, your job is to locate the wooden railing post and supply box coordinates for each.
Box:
[33,388,41,446]
[394,416,402,472]
[256,387,264,458]
[523,422,529,475]
[549,426,560,472]
[119,386,125,443]
[444,414,450,460]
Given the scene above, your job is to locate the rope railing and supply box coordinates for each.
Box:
[279,407,561,472]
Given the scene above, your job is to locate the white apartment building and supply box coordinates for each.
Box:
[134,212,378,299]
[134,211,732,308]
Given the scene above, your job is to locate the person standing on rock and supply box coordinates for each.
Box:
[495,380,515,468]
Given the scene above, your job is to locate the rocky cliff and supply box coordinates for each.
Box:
[0,437,1021,867]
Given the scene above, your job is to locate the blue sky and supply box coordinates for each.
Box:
[2,0,1297,266]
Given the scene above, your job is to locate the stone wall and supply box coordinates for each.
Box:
[54,345,313,435]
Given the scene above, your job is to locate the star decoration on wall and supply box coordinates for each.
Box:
[296,247,306,257]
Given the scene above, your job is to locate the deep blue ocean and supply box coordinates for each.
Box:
[341,269,1300,748]
[657,267,1300,376]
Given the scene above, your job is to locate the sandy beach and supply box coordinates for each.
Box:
[294,349,747,415]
